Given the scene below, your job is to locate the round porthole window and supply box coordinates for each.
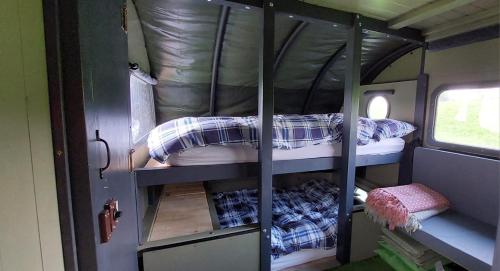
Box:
[367,96,389,119]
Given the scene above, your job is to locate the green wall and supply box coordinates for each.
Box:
[0,0,64,270]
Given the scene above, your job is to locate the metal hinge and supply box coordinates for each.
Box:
[128,149,135,172]
[121,4,128,33]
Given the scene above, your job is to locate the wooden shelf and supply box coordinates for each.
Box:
[148,182,214,241]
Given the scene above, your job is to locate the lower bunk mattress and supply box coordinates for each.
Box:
[212,179,339,261]
[165,138,405,166]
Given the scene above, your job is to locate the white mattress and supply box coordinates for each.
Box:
[271,248,337,270]
[166,138,405,166]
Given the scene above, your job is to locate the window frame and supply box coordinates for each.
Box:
[363,89,394,119]
[427,81,500,158]
[366,95,391,119]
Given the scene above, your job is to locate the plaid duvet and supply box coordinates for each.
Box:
[148,113,380,163]
[148,114,340,163]
[212,179,339,259]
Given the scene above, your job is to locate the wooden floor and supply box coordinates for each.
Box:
[148,182,213,241]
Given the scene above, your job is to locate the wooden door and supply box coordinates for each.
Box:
[81,0,139,270]
[49,0,139,270]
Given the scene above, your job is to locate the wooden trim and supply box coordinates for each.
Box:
[423,9,499,36]
[389,0,473,29]
[42,0,80,269]
[426,17,499,41]
[428,24,499,51]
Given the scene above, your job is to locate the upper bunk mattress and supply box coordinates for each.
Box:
[148,114,416,164]
[166,138,405,166]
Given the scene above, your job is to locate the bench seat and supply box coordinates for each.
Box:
[409,210,496,271]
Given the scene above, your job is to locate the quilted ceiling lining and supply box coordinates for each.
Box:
[135,0,407,123]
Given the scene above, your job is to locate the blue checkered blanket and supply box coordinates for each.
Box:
[212,179,339,259]
[148,113,379,163]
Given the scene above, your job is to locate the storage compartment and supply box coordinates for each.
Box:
[139,171,368,270]
[141,228,259,271]
[148,183,214,241]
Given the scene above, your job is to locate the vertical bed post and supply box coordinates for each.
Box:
[337,14,362,264]
[414,43,429,142]
[398,43,428,185]
[258,1,274,270]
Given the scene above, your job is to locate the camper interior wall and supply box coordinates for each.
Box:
[356,49,423,187]
[379,37,500,150]
[359,80,418,186]
[361,38,500,187]
[423,38,500,147]
[0,0,64,270]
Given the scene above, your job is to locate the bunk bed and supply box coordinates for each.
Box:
[133,114,413,187]
[127,0,426,270]
[144,179,342,270]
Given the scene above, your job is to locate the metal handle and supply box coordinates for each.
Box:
[96,130,111,179]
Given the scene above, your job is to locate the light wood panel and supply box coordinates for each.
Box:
[148,183,214,241]
[388,0,474,29]
[413,0,499,30]
[306,0,499,40]
[18,0,64,269]
[0,0,44,270]
[304,0,435,20]
[423,8,499,36]
[426,12,500,41]
[0,0,63,270]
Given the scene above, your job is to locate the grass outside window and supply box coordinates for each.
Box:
[434,87,499,151]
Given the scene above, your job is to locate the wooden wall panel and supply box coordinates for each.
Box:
[424,38,500,145]
[372,48,422,84]
[0,0,64,270]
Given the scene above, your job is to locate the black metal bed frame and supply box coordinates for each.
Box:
[135,152,404,187]
[132,0,426,269]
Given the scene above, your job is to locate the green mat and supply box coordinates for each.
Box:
[329,256,394,271]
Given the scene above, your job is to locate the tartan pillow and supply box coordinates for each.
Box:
[330,114,377,145]
[373,119,416,141]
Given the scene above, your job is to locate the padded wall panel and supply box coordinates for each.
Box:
[218,8,259,87]
[213,7,260,116]
[136,0,219,122]
[153,81,210,123]
[413,147,499,226]
[274,23,347,90]
[274,88,309,113]
[136,1,410,122]
[215,86,259,116]
[320,32,405,91]
[307,89,344,114]
[274,15,297,53]
[127,0,151,73]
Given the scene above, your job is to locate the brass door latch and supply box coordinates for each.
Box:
[98,199,122,243]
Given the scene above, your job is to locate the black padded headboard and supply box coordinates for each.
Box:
[413,147,499,226]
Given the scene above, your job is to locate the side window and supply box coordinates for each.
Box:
[430,83,499,155]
